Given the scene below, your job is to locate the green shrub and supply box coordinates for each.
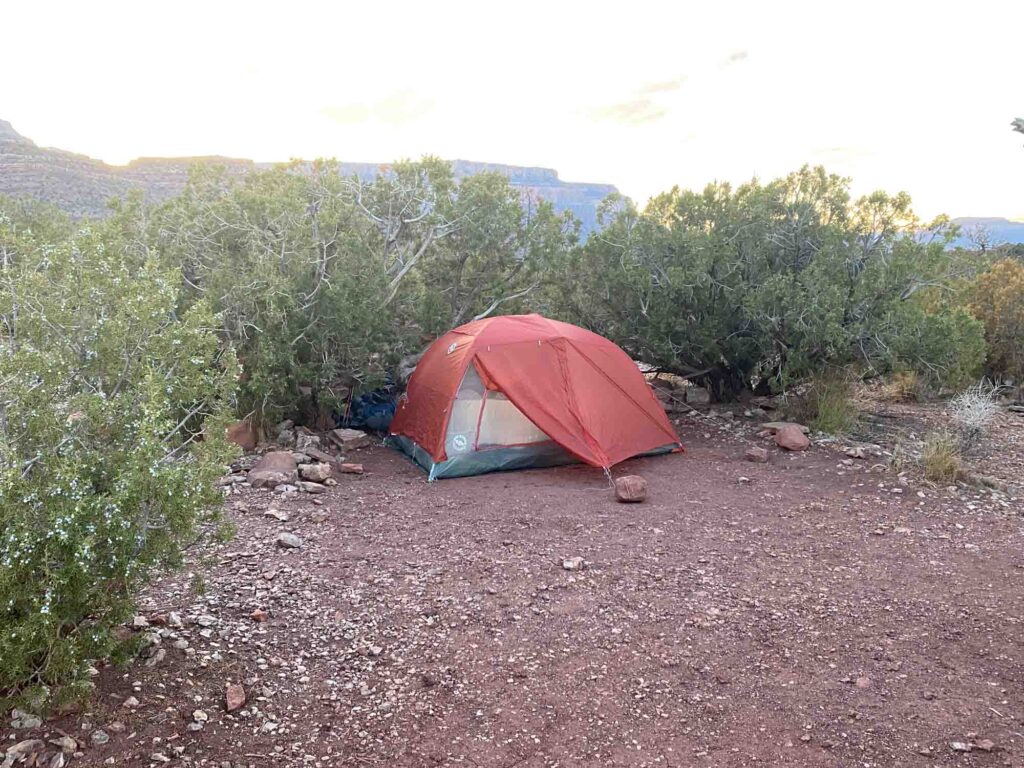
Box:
[801,371,858,434]
[970,259,1024,382]
[559,167,987,399]
[0,213,238,709]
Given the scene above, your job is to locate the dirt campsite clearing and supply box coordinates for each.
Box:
[17,405,1024,768]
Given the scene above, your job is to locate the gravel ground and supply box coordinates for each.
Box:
[5,407,1024,767]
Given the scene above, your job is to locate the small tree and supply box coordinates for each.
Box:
[970,259,1024,383]
[0,207,237,708]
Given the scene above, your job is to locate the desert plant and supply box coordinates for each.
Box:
[881,370,926,402]
[921,431,962,483]
[802,371,858,434]
[949,382,1001,453]
[970,259,1024,382]
[0,212,238,709]
[561,167,984,399]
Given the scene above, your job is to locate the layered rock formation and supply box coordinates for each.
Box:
[0,120,616,234]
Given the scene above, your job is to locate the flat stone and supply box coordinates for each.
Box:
[247,451,298,488]
[276,532,303,549]
[328,428,372,451]
[297,481,327,494]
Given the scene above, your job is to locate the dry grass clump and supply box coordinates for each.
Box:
[949,382,1000,454]
[921,431,962,483]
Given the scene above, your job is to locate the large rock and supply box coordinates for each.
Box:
[774,425,810,451]
[299,462,332,482]
[328,428,372,451]
[248,451,298,488]
[225,420,259,452]
[614,475,648,503]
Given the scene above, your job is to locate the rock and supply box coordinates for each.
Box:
[950,741,972,753]
[685,385,710,405]
[844,446,867,459]
[323,477,338,486]
[310,511,330,523]
[150,753,171,763]
[974,739,995,752]
[131,614,150,629]
[274,483,299,493]
[304,446,339,464]
[339,463,364,474]
[10,709,42,729]
[276,428,295,447]
[225,683,246,712]
[263,508,289,522]
[299,462,332,482]
[91,730,110,746]
[762,421,810,434]
[297,480,327,494]
[854,676,872,689]
[48,737,76,754]
[144,647,166,667]
[614,475,647,503]
[49,752,66,768]
[167,611,183,629]
[122,696,139,708]
[247,451,298,488]
[562,557,585,571]
[195,614,217,627]
[744,447,769,463]
[775,425,811,451]
[250,608,268,622]
[276,532,302,549]
[192,709,208,723]
[328,428,372,451]
[225,420,259,452]
[6,739,43,756]
[295,432,322,452]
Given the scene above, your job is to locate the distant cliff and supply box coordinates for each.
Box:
[0,119,617,235]
[950,217,1024,248]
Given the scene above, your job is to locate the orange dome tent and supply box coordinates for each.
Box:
[389,314,683,480]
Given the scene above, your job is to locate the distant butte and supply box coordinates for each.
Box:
[0,119,617,235]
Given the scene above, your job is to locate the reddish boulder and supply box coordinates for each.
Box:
[225,420,259,452]
[614,475,648,503]
[248,451,298,488]
[339,463,364,474]
[774,425,810,451]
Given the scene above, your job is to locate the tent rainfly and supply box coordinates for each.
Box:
[389,314,683,480]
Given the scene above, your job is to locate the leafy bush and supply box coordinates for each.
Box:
[800,371,858,434]
[560,167,986,399]
[921,431,962,483]
[970,259,1024,382]
[0,210,238,708]
[140,160,573,428]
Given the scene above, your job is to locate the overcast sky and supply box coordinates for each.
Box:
[3,0,1021,219]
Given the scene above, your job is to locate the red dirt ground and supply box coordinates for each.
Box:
[6,409,1024,767]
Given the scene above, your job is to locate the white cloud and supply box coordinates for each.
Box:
[1,0,1022,218]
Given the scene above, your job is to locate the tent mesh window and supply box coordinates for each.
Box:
[445,364,550,455]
